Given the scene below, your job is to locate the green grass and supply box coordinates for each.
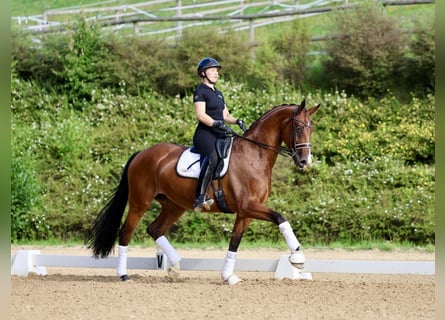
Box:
[312,240,435,253]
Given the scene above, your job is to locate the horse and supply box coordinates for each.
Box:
[84,99,320,285]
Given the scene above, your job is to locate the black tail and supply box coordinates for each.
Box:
[84,152,140,258]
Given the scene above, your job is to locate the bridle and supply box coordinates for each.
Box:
[288,107,313,157]
[232,106,313,158]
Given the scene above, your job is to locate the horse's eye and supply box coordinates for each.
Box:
[296,126,303,134]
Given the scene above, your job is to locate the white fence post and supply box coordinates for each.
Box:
[249,19,255,60]
[176,0,182,39]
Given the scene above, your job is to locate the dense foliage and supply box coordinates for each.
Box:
[11,77,435,244]
[11,2,435,245]
[321,2,435,98]
[12,2,434,105]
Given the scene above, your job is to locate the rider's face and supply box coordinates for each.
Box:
[203,67,219,83]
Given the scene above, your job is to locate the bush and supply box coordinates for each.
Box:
[310,92,434,165]
[175,28,251,92]
[266,157,434,245]
[398,19,435,96]
[321,1,404,97]
[271,18,311,89]
[11,140,50,241]
[11,30,66,88]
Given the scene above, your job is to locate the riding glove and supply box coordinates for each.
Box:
[213,120,235,135]
[236,119,247,133]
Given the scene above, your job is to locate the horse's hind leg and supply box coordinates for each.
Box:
[116,201,151,280]
[147,197,186,277]
[221,216,253,285]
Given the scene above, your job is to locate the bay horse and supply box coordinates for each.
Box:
[84,99,320,285]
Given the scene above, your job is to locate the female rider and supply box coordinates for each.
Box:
[192,57,246,211]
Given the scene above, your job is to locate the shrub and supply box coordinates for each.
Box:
[175,27,251,92]
[244,42,280,89]
[11,138,50,241]
[271,18,311,89]
[321,1,404,97]
[310,92,434,165]
[266,157,435,245]
[11,30,66,88]
[57,20,112,109]
[397,19,435,96]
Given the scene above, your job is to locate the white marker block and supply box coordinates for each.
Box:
[11,250,47,276]
[274,255,312,280]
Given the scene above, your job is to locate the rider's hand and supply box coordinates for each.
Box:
[236,119,247,133]
[213,120,235,135]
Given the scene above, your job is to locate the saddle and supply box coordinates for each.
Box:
[176,137,234,213]
[176,137,233,179]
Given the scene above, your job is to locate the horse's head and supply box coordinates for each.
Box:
[284,99,320,169]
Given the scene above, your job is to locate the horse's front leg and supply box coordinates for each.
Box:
[268,211,305,269]
[222,217,253,285]
[279,220,305,269]
[244,203,306,269]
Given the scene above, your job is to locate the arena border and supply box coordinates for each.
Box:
[10,250,434,279]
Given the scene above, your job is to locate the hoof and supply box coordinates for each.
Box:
[168,264,180,279]
[224,274,242,286]
[291,262,305,269]
[120,274,130,282]
[289,249,305,269]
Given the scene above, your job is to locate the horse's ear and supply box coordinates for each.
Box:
[308,104,321,115]
[300,99,306,109]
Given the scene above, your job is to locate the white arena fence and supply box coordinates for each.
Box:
[11,250,434,280]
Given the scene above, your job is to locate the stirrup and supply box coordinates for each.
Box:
[194,197,214,212]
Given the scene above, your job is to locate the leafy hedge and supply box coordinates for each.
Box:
[11,77,435,245]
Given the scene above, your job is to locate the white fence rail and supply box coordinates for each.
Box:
[12,0,434,38]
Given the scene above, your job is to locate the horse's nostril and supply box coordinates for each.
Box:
[299,160,307,168]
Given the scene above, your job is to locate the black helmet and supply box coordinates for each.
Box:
[197,57,221,76]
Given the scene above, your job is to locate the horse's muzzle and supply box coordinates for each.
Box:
[293,153,312,169]
[296,159,308,168]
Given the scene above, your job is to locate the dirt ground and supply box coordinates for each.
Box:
[11,245,435,320]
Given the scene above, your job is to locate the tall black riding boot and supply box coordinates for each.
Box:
[194,157,215,212]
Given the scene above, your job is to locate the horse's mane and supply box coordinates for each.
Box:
[248,103,299,130]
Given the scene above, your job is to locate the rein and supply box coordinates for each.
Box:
[232,133,294,157]
[231,107,313,158]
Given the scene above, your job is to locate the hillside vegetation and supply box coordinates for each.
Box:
[11,1,435,246]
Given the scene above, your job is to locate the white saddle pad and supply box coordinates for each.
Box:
[176,143,233,179]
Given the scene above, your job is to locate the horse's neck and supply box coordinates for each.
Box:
[241,105,293,169]
[243,128,282,168]
[247,115,285,151]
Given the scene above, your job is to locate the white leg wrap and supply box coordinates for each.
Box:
[221,251,237,280]
[155,235,181,266]
[117,245,128,276]
[279,221,301,252]
[221,251,241,285]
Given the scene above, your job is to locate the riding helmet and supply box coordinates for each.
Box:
[197,57,222,76]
